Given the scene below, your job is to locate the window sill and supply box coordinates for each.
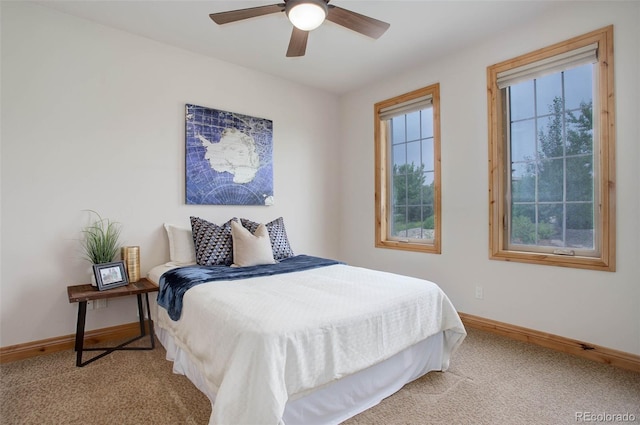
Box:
[490,249,614,272]
[375,239,441,254]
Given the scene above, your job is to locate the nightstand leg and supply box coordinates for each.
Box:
[136,294,145,336]
[136,294,155,348]
[75,301,87,367]
[144,293,155,349]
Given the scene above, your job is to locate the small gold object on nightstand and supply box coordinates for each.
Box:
[121,246,140,282]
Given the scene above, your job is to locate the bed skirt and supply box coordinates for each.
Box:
[155,325,445,425]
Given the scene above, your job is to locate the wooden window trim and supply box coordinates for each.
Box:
[487,26,615,271]
[375,83,442,254]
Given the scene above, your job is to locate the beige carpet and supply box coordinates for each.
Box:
[1,328,638,424]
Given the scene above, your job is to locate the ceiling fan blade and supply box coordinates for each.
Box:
[286,27,309,57]
[326,5,390,39]
[209,4,285,25]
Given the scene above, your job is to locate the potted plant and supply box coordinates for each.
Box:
[81,210,122,285]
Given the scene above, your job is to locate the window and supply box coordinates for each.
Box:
[487,26,615,271]
[375,84,441,254]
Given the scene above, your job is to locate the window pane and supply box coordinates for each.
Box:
[564,64,593,110]
[406,111,420,142]
[538,203,563,245]
[566,203,594,249]
[511,162,535,202]
[406,141,421,167]
[566,156,593,201]
[423,171,434,186]
[510,80,534,121]
[422,221,434,238]
[536,72,562,116]
[392,116,405,143]
[392,206,407,238]
[392,144,405,170]
[511,119,536,162]
[406,206,431,240]
[566,110,593,155]
[421,108,433,138]
[392,174,407,203]
[422,200,434,220]
[421,139,434,171]
[537,114,563,159]
[511,204,536,245]
[407,206,422,223]
[422,180,434,207]
[406,171,423,204]
[538,158,564,202]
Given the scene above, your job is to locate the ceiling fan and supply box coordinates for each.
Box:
[209,0,390,57]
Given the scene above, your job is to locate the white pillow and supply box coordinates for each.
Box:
[164,223,196,265]
[231,220,276,267]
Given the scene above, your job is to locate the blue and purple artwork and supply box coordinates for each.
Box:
[185,104,273,205]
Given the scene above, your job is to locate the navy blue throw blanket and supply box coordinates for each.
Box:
[157,255,343,321]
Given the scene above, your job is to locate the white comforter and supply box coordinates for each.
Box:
[156,263,466,425]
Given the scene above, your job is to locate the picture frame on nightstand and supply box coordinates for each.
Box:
[93,261,129,291]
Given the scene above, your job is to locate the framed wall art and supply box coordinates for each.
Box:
[185,104,274,205]
[93,261,129,291]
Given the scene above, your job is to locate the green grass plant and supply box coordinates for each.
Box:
[81,210,122,264]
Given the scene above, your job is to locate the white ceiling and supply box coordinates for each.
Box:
[36,0,557,95]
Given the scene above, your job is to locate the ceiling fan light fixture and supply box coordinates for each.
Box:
[286,0,328,31]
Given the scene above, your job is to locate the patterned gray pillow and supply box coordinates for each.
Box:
[190,216,237,266]
[240,217,294,260]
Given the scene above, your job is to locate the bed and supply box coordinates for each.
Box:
[147,218,466,425]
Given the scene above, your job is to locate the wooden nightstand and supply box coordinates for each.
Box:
[67,278,159,367]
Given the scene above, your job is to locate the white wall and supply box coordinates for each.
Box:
[0,2,341,347]
[338,1,640,355]
[2,2,638,357]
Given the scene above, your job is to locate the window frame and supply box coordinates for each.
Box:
[374,83,442,254]
[487,26,615,271]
